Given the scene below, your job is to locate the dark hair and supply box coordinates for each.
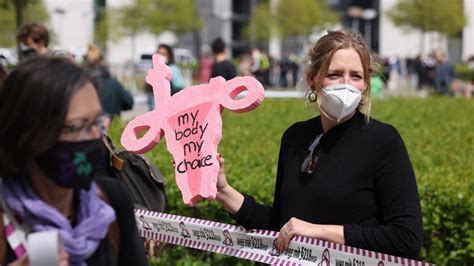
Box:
[211,38,226,54]
[157,44,175,64]
[17,22,50,47]
[0,57,94,176]
[0,64,6,90]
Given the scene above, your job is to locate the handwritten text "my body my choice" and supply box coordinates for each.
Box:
[174,109,213,173]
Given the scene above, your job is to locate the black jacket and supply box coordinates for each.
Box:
[88,65,134,117]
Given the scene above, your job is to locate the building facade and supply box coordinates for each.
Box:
[44,0,474,65]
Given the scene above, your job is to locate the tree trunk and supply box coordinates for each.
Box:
[131,33,137,67]
[193,30,201,60]
[14,0,23,60]
[420,31,425,55]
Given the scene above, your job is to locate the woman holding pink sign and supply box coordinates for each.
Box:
[215,29,423,259]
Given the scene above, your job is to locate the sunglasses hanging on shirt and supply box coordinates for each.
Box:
[301,133,324,174]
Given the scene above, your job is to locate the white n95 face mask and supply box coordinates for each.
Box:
[319,83,363,122]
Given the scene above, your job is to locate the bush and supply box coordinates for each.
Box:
[456,64,474,82]
[371,97,473,265]
[109,97,473,265]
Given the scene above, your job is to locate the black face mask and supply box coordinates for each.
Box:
[21,47,37,58]
[35,139,107,190]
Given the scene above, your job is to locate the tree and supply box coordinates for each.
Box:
[275,0,338,38]
[0,0,49,47]
[243,0,338,46]
[113,0,201,41]
[114,0,149,38]
[114,0,150,61]
[243,1,274,46]
[94,0,109,52]
[431,0,465,37]
[145,0,201,36]
[386,0,466,53]
[111,0,201,61]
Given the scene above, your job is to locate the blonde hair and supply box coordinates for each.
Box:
[84,43,105,66]
[305,29,379,121]
[433,49,447,64]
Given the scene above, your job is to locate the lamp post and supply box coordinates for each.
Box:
[362,8,377,47]
[347,6,363,32]
[54,8,66,49]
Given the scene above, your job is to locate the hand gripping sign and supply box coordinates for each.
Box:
[121,54,264,206]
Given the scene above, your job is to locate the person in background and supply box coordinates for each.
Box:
[433,50,455,95]
[213,29,423,259]
[450,55,474,98]
[198,50,213,83]
[156,44,186,95]
[146,44,185,110]
[259,50,271,86]
[468,55,474,70]
[0,57,148,265]
[238,50,254,77]
[16,22,50,59]
[249,48,271,86]
[289,53,300,87]
[52,49,77,62]
[210,38,237,81]
[279,54,291,87]
[413,55,424,90]
[83,43,133,119]
[370,74,383,99]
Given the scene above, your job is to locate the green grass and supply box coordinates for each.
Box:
[109,97,474,265]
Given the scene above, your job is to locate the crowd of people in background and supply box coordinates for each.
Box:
[196,37,474,99]
[380,51,474,98]
[2,22,474,107]
[237,48,302,88]
[11,22,135,118]
[5,22,473,102]
[197,39,303,89]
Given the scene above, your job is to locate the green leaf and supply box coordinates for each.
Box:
[0,0,49,47]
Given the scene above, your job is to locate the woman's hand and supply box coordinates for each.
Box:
[174,153,230,193]
[216,153,229,192]
[276,218,319,253]
[275,218,345,253]
[173,153,244,213]
[172,153,232,196]
[58,244,69,266]
[214,154,244,214]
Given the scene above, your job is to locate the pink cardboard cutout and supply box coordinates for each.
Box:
[121,54,265,206]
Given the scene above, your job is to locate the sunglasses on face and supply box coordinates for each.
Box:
[301,133,324,174]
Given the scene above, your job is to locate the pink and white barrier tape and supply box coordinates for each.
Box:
[135,209,432,265]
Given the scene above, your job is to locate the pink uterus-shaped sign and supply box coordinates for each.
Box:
[121,54,265,206]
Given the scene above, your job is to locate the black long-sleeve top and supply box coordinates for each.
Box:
[232,111,423,259]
